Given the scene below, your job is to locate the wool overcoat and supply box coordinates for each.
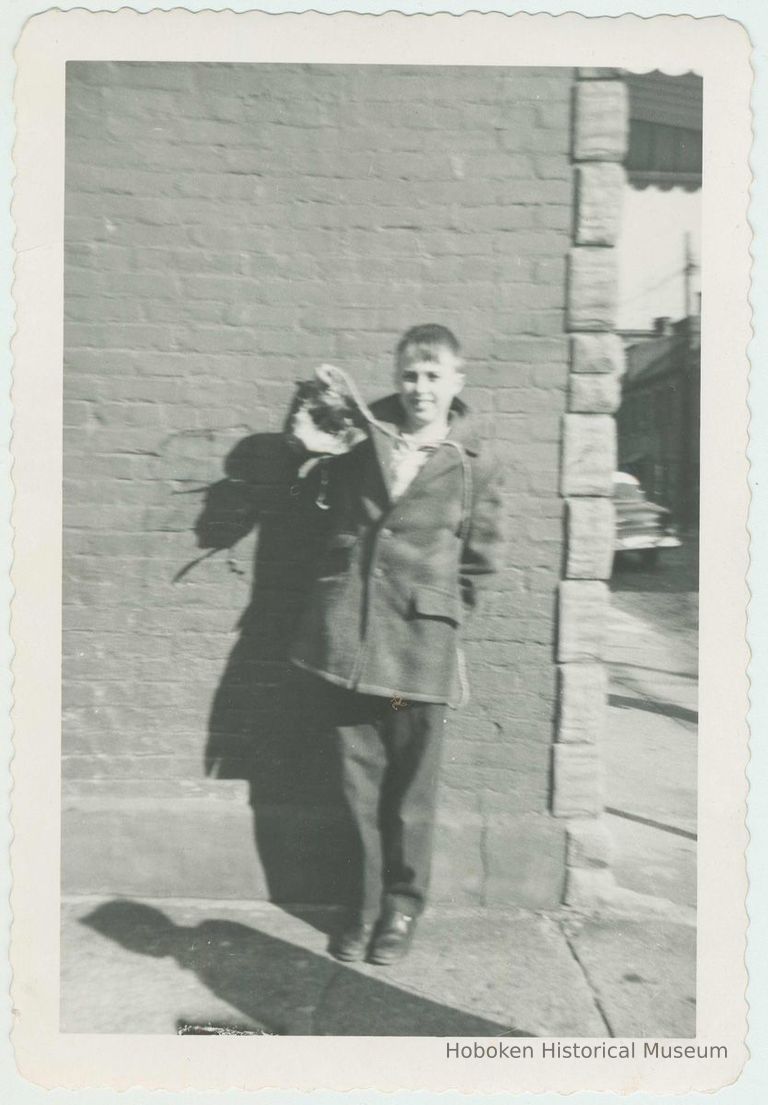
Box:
[289,394,505,706]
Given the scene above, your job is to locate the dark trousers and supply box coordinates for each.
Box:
[316,680,446,921]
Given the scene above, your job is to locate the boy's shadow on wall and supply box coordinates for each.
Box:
[188,432,356,920]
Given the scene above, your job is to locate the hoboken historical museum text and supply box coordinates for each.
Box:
[445,1042,728,1061]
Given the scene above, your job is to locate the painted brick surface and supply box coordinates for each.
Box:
[568,372,622,414]
[570,332,626,376]
[63,62,574,906]
[557,662,608,745]
[561,413,617,497]
[557,580,609,663]
[573,80,629,162]
[566,497,615,580]
[566,818,614,870]
[564,866,616,908]
[567,248,619,331]
[555,70,629,908]
[574,163,625,246]
[552,744,603,818]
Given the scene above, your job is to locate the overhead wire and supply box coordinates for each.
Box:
[616,262,697,307]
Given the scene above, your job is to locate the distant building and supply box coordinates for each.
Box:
[615,71,702,530]
[616,72,702,332]
[617,313,701,529]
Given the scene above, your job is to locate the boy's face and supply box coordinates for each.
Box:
[395,344,465,432]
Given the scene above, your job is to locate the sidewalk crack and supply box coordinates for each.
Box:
[307,963,346,1033]
[559,922,615,1037]
[479,815,490,907]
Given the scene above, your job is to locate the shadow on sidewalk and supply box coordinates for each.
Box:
[81,900,529,1037]
[607,661,697,682]
[608,693,698,726]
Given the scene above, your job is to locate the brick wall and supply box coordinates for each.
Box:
[62,62,575,907]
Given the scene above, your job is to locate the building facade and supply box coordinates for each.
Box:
[618,314,701,529]
[62,63,628,910]
[616,72,702,530]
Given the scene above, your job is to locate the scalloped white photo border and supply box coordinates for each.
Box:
[8,6,752,1095]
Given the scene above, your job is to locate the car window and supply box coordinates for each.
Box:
[614,483,644,501]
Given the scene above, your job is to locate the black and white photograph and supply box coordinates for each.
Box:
[7,7,752,1095]
[58,55,701,1037]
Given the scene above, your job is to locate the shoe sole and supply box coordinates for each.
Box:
[367,951,410,966]
[333,953,366,963]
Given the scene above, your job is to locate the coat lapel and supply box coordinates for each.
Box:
[368,420,398,501]
[363,393,481,509]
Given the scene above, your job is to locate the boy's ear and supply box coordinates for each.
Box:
[453,369,466,395]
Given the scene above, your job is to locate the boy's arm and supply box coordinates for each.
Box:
[460,454,506,610]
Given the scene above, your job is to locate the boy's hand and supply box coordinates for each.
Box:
[315,363,351,397]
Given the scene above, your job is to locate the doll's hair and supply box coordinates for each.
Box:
[395,323,461,367]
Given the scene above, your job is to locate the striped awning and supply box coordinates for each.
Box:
[623,72,702,192]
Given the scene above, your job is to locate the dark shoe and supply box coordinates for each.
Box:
[367,908,418,966]
[331,918,375,962]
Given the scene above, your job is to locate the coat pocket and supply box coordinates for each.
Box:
[411,584,463,627]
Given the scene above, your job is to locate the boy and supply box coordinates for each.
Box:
[290,324,504,965]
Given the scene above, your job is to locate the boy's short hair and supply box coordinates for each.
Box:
[395,323,462,366]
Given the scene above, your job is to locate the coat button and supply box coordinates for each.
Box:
[373,567,385,578]
[381,528,393,538]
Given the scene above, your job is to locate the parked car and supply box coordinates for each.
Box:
[613,472,682,568]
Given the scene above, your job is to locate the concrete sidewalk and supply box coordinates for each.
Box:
[606,550,698,912]
[61,896,695,1037]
